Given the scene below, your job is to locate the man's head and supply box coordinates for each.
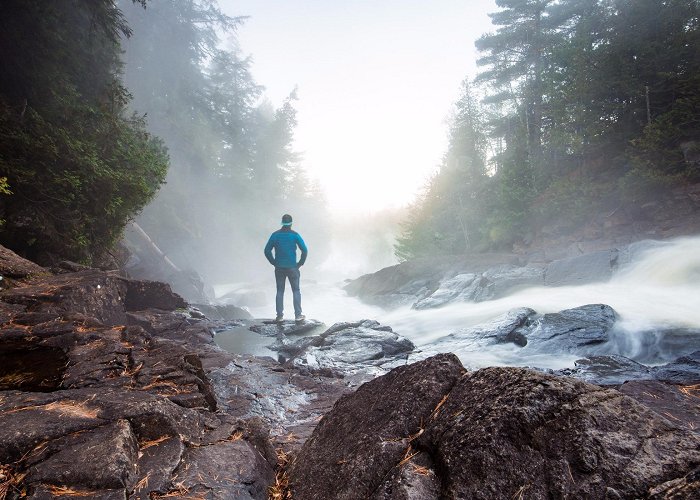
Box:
[281,214,293,227]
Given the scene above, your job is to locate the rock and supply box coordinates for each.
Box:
[416,366,700,499]
[52,260,91,273]
[0,244,46,280]
[0,342,68,391]
[0,390,107,463]
[290,357,700,499]
[618,380,700,435]
[249,318,324,337]
[371,452,442,500]
[125,308,189,336]
[191,302,253,320]
[288,320,415,376]
[558,354,652,385]
[483,264,545,299]
[649,466,700,499]
[653,350,700,383]
[219,287,267,308]
[131,436,184,499]
[428,308,536,356]
[0,256,356,500]
[412,273,480,309]
[123,278,187,311]
[168,440,275,499]
[28,485,127,499]
[615,239,669,270]
[544,249,618,286]
[344,253,520,309]
[206,355,350,450]
[609,326,700,364]
[523,304,616,353]
[288,354,465,500]
[26,419,138,490]
[0,270,128,326]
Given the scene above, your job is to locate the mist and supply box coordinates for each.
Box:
[113,0,700,341]
[118,0,334,289]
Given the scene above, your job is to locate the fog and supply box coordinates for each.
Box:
[220,237,700,371]
[116,0,700,330]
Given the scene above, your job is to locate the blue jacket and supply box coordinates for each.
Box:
[264,228,308,268]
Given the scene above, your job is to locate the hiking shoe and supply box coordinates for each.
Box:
[295,314,306,323]
[274,315,284,323]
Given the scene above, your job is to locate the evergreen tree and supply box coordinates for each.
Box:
[119,0,329,282]
[400,0,700,258]
[0,0,168,264]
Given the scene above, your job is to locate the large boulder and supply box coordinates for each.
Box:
[288,354,465,499]
[344,253,521,309]
[418,367,700,499]
[123,278,187,311]
[0,270,129,326]
[289,356,700,500]
[522,304,616,353]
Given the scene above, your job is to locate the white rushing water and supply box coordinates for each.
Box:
[215,236,700,370]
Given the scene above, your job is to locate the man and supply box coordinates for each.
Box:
[264,214,308,323]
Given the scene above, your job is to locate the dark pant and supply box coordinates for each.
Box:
[275,267,302,317]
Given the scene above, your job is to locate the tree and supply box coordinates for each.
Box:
[395,82,490,259]
[476,0,554,176]
[0,0,168,263]
[119,1,329,282]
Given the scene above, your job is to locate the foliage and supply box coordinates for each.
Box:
[398,0,700,259]
[0,0,168,263]
[119,0,330,281]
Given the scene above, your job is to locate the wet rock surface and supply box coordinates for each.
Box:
[560,350,700,386]
[417,308,536,362]
[344,253,523,309]
[344,240,668,311]
[0,245,348,499]
[288,354,465,500]
[522,303,616,352]
[289,356,700,500]
[249,318,324,337]
[272,319,415,377]
[2,243,699,499]
[543,248,619,286]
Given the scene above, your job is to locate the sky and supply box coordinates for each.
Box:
[218,0,498,215]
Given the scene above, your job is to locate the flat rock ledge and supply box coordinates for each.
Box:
[0,245,349,499]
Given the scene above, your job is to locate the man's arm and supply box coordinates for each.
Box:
[264,235,276,266]
[296,234,308,267]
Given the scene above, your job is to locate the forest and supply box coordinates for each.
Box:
[0,0,326,283]
[396,0,700,260]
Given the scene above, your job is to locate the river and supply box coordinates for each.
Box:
[214,236,700,370]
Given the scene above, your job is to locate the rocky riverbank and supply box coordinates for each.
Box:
[0,246,351,498]
[343,239,666,310]
[1,244,699,499]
